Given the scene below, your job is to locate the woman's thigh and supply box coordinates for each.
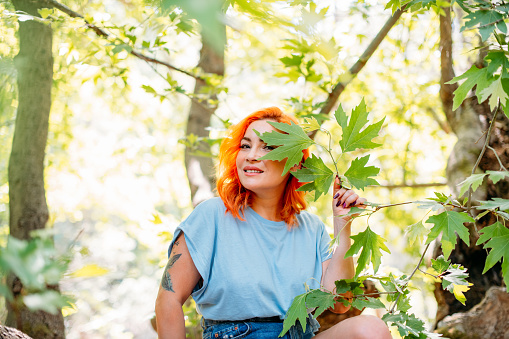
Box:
[314,315,392,339]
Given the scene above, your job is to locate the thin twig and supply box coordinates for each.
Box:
[467,104,501,220]
[487,145,508,171]
[389,243,430,313]
[45,0,203,81]
[418,268,439,279]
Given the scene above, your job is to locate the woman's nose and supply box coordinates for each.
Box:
[246,147,260,161]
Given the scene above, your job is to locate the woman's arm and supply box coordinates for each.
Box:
[321,177,365,313]
[155,232,202,339]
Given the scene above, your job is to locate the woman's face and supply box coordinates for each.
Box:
[236,120,291,197]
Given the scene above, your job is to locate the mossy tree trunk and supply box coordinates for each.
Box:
[435,5,508,328]
[7,0,65,337]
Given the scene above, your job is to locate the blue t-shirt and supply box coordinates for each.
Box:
[168,197,332,320]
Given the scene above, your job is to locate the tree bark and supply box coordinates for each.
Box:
[434,5,508,328]
[7,0,65,337]
[185,32,225,206]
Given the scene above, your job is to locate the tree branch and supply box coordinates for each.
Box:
[440,5,457,128]
[44,0,203,81]
[375,182,448,190]
[310,6,406,139]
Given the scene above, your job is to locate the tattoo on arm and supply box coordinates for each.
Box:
[161,253,182,292]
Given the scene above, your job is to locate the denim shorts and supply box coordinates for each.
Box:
[201,315,320,339]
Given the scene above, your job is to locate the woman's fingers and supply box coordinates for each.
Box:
[334,191,367,210]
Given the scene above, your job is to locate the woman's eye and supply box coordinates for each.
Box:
[240,144,250,149]
[264,145,276,151]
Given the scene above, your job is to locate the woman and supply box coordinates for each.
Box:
[155,107,392,339]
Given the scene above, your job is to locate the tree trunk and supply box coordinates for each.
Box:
[435,5,508,329]
[185,32,225,206]
[7,0,65,337]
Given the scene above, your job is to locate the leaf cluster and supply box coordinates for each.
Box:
[0,235,72,315]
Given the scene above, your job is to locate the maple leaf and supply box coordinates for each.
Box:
[293,155,334,201]
[351,296,385,310]
[345,226,391,277]
[334,279,364,295]
[405,220,429,245]
[279,292,308,337]
[447,66,490,110]
[479,76,509,111]
[431,255,450,275]
[477,198,509,211]
[457,173,487,197]
[425,211,474,259]
[441,265,470,291]
[451,284,471,306]
[343,155,380,191]
[382,312,425,338]
[476,221,508,245]
[485,50,509,76]
[300,117,321,133]
[256,121,315,175]
[335,99,385,153]
[478,223,509,289]
[462,8,504,41]
[305,289,336,318]
[487,171,509,184]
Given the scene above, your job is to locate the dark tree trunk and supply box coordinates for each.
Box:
[7,0,65,337]
[435,5,508,331]
[185,33,225,206]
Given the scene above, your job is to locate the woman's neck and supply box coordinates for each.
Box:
[250,193,284,222]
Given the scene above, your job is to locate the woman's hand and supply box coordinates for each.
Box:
[332,176,366,220]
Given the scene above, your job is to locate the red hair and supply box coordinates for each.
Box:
[216,107,309,226]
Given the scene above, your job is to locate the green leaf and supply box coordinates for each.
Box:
[457,173,487,197]
[478,198,509,211]
[300,117,321,133]
[306,289,336,318]
[334,277,365,295]
[477,221,509,245]
[162,0,225,52]
[112,43,132,54]
[479,76,509,111]
[280,293,308,337]
[431,255,450,274]
[405,220,429,245]
[487,170,509,184]
[463,8,504,41]
[334,279,364,295]
[257,121,315,175]
[382,312,425,338]
[442,265,470,291]
[351,296,385,310]
[38,8,53,19]
[345,226,391,277]
[335,99,385,153]
[280,54,304,68]
[23,290,70,314]
[447,66,489,110]
[485,50,509,76]
[293,155,334,201]
[343,155,380,191]
[0,283,13,302]
[425,211,474,259]
[482,230,509,282]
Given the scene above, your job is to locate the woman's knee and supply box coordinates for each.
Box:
[349,315,391,339]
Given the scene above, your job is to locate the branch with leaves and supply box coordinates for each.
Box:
[256,95,508,338]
